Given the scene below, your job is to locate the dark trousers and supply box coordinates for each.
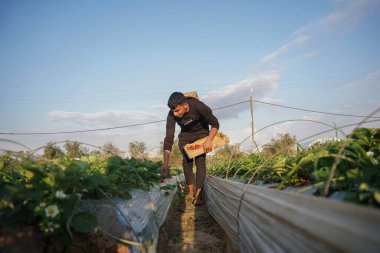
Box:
[178,137,207,190]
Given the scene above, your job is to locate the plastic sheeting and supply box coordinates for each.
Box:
[205,175,380,253]
[78,176,179,253]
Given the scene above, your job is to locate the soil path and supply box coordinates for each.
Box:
[1,192,238,253]
[157,194,239,253]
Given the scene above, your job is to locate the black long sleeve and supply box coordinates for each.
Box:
[163,113,176,151]
[163,98,219,151]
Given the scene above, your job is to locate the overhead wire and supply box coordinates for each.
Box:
[0,99,379,135]
[253,100,380,118]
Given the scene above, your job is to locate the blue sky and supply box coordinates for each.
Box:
[1,0,380,154]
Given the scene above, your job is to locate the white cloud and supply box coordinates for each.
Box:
[223,126,275,151]
[296,0,380,35]
[40,71,281,152]
[232,70,380,149]
[48,110,160,126]
[255,96,286,111]
[261,36,310,64]
[42,109,166,151]
[298,51,318,61]
[317,0,379,30]
[226,127,252,145]
[259,96,285,104]
[337,68,380,100]
[202,70,281,119]
[263,0,379,65]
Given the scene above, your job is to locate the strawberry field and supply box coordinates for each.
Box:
[208,127,380,207]
[0,153,170,252]
[1,127,380,253]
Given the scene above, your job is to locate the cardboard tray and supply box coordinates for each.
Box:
[184,132,229,159]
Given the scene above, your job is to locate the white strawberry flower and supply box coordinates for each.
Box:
[367,151,374,158]
[35,202,47,212]
[55,190,67,199]
[47,221,60,232]
[45,204,59,218]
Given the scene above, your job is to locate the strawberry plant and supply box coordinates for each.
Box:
[208,128,380,207]
[0,153,163,243]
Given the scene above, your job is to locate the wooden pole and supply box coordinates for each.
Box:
[250,95,254,153]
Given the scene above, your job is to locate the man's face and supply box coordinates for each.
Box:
[171,102,189,118]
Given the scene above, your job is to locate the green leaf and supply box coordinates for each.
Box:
[85,172,109,189]
[75,161,90,172]
[311,167,330,181]
[346,167,361,179]
[42,175,55,187]
[88,155,99,163]
[23,170,34,180]
[359,183,369,192]
[374,192,380,203]
[80,156,90,163]
[65,163,82,176]
[359,192,372,202]
[71,212,98,233]
[61,194,79,219]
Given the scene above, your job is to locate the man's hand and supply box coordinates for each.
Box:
[203,139,213,153]
[160,163,169,182]
[203,127,218,153]
[161,150,171,182]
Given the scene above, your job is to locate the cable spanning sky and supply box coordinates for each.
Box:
[1,0,380,152]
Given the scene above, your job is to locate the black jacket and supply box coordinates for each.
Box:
[163,98,219,151]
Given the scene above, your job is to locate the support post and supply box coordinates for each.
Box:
[250,95,254,153]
